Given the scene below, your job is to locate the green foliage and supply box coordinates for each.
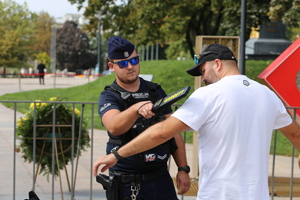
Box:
[269,0,300,27]
[32,12,55,57]
[286,22,300,42]
[221,0,270,36]
[0,0,37,68]
[165,38,191,60]
[16,97,90,177]
[67,0,298,60]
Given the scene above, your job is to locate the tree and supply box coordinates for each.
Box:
[0,0,37,68]
[68,0,299,59]
[32,12,55,57]
[269,0,300,28]
[56,21,97,72]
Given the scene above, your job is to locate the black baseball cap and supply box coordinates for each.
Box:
[186,44,237,76]
[107,36,135,59]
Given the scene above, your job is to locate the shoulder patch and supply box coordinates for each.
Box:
[243,80,250,87]
[99,103,112,113]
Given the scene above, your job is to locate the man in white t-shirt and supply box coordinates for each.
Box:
[93,44,300,200]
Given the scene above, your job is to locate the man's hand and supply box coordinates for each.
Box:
[93,153,118,176]
[136,101,155,119]
[176,171,191,194]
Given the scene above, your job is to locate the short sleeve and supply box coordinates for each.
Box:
[98,90,123,119]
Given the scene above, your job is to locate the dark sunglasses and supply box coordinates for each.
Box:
[194,51,218,64]
[112,55,140,69]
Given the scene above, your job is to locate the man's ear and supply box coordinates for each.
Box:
[108,62,115,71]
[214,59,222,72]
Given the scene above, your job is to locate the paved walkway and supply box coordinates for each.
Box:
[0,78,299,200]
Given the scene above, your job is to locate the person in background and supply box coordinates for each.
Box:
[93,43,300,200]
[28,67,33,78]
[96,36,190,199]
[37,61,46,85]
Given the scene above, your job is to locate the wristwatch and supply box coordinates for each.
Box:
[178,165,190,173]
[111,147,124,161]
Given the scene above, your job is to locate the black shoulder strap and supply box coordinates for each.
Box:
[104,79,161,101]
[104,82,120,92]
[144,80,161,91]
[104,82,132,101]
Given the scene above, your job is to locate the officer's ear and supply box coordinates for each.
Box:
[108,62,115,71]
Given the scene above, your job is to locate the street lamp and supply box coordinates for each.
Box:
[96,10,102,75]
[239,0,246,75]
[50,24,57,88]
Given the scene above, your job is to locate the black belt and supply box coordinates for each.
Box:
[110,165,168,183]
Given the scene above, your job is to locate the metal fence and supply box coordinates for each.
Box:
[0,100,300,200]
[0,100,101,200]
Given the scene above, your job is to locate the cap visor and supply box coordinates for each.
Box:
[186,63,202,76]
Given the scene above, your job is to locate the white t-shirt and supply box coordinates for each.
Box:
[172,75,292,200]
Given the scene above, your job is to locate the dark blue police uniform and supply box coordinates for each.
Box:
[97,35,179,200]
[98,78,178,200]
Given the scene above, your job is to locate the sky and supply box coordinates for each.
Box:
[14,0,87,19]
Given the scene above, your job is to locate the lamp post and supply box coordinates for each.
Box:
[50,24,57,88]
[239,0,246,75]
[96,10,102,75]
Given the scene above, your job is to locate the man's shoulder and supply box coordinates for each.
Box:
[101,87,119,97]
[140,78,161,90]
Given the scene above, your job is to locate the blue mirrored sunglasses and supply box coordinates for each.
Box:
[112,55,140,69]
[194,51,218,64]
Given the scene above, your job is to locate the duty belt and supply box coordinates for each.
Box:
[110,165,168,183]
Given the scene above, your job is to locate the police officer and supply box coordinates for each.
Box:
[97,36,190,199]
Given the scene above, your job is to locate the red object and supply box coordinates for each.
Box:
[258,37,300,116]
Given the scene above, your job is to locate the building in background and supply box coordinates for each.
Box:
[55,14,89,26]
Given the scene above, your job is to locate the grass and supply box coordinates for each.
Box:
[0,59,296,156]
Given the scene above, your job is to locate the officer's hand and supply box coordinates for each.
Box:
[93,154,117,176]
[176,171,191,194]
[136,101,155,119]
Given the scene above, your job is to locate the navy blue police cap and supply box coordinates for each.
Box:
[108,36,135,59]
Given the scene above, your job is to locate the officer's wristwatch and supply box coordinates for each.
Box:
[111,147,124,161]
[178,165,190,173]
